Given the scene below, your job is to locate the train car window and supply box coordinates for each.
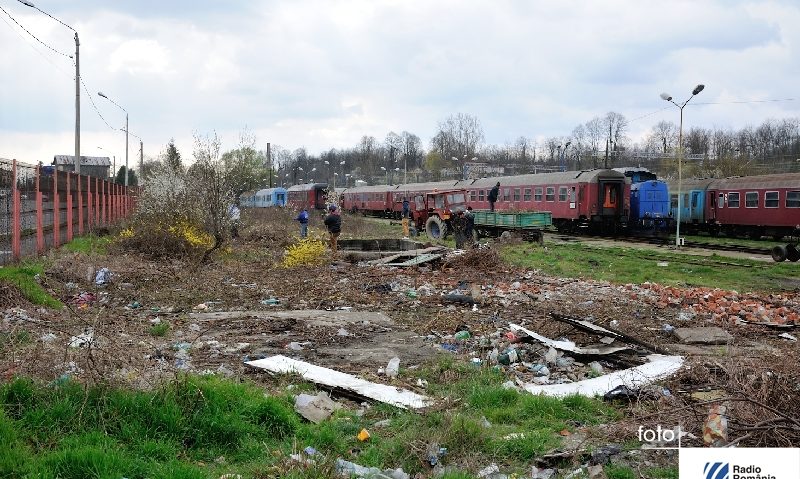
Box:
[513,188,521,201]
[765,191,779,208]
[535,188,543,201]
[470,190,477,202]
[524,188,532,201]
[717,193,724,208]
[683,194,688,208]
[558,187,568,202]
[479,190,485,201]
[503,189,510,201]
[745,192,758,208]
[603,185,618,207]
[787,191,800,208]
[670,194,678,209]
[571,187,576,202]
[691,194,698,208]
[728,192,740,208]
[415,195,425,209]
[546,187,555,202]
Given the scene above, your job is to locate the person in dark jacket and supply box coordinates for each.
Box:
[401,197,410,238]
[324,204,342,255]
[464,206,475,241]
[295,208,309,238]
[488,182,500,211]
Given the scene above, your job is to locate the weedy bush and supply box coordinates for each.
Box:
[282,238,328,268]
[115,215,214,260]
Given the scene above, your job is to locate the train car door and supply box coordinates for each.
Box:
[707,190,717,222]
[599,180,622,216]
[690,191,702,221]
[314,188,326,209]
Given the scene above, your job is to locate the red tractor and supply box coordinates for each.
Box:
[411,189,468,239]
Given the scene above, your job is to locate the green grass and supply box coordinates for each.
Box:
[501,241,798,292]
[644,466,679,479]
[62,235,111,255]
[0,359,629,478]
[149,322,170,337]
[0,262,62,308]
[605,464,637,479]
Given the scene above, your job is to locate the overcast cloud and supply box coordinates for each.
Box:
[1,0,798,166]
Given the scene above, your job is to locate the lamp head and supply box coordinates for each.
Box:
[660,93,672,101]
[98,91,108,99]
[692,84,705,95]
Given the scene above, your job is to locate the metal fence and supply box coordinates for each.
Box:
[0,158,137,265]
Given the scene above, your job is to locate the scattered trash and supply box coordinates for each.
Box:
[286,342,304,351]
[470,357,482,367]
[373,419,392,428]
[657,262,669,267]
[531,466,556,479]
[68,329,94,348]
[416,378,428,388]
[480,416,492,428]
[689,389,727,402]
[337,328,351,336]
[510,323,629,356]
[335,459,408,479]
[260,298,280,305]
[194,303,208,311]
[127,301,141,309]
[703,404,729,446]
[588,361,604,375]
[294,391,341,423]
[385,357,400,378]
[426,442,447,466]
[587,464,606,479]
[94,267,111,285]
[357,428,371,441]
[498,349,519,365]
[590,444,622,465]
[443,293,475,305]
[779,332,797,341]
[40,332,57,343]
[119,282,134,289]
[405,289,417,299]
[477,463,500,478]
[661,323,675,334]
[454,330,471,340]
[69,292,96,306]
[245,355,434,409]
[529,364,550,376]
[64,282,78,290]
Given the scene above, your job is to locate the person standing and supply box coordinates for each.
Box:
[324,204,342,256]
[295,208,309,239]
[227,201,241,239]
[401,197,410,239]
[464,206,475,242]
[488,182,500,212]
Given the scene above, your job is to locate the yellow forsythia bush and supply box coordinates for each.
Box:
[282,238,327,268]
[116,217,214,259]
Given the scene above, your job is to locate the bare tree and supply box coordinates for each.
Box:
[652,121,678,154]
[585,117,605,168]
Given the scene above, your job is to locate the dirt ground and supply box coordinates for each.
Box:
[2,215,799,452]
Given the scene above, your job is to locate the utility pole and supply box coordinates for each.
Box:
[74,32,80,175]
[267,142,272,188]
[139,140,143,181]
[604,139,609,169]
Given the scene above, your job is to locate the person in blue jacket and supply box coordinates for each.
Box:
[295,208,309,238]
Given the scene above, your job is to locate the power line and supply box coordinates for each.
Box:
[0,4,72,58]
[690,98,796,106]
[17,0,75,32]
[0,6,72,77]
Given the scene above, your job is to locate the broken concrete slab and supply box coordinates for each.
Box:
[294,391,341,423]
[246,355,433,409]
[522,354,684,398]
[509,323,630,356]
[673,327,733,345]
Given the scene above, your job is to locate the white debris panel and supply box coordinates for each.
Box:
[245,355,433,409]
[522,354,685,398]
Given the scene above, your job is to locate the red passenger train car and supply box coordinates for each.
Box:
[287,183,329,210]
[341,169,629,232]
[706,173,800,240]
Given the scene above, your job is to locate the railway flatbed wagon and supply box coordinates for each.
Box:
[473,210,552,243]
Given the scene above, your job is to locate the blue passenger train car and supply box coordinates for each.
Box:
[240,187,287,208]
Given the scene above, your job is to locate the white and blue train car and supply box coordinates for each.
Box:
[241,187,287,208]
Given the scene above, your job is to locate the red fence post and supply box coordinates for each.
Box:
[66,172,73,242]
[53,169,60,247]
[11,160,21,261]
[77,172,83,235]
[36,165,44,254]
[95,177,100,226]
[86,175,92,230]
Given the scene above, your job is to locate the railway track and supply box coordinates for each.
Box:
[550,233,773,257]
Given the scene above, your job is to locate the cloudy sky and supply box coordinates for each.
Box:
[1,0,798,167]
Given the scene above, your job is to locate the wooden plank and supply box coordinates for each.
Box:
[385,253,442,266]
[245,355,433,409]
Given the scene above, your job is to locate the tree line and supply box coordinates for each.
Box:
[141,113,800,197]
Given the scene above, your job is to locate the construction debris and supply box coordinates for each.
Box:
[509,323,629,356]
[673,327,733,345]
[522,355,684,398]
[245,355,433,409]
[294,391,341,423]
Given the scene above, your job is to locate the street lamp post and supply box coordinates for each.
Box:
[19,0,80,174]
[97,92,129,186]
[660,84,705,248]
